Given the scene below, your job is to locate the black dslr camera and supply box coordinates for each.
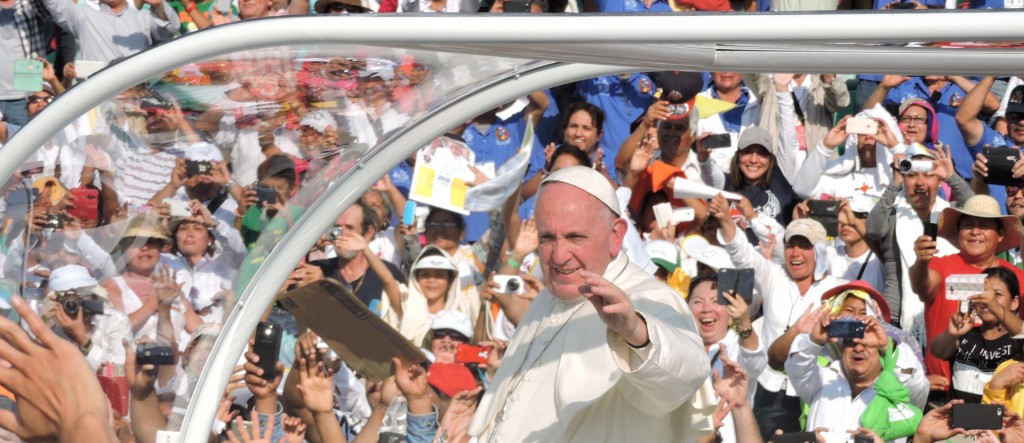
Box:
[56,290,104,317]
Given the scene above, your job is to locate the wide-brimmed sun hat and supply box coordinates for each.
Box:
[938,194,1023,254]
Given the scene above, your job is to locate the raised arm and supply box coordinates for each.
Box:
[955,76,995,148]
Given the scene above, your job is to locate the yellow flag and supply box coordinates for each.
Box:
[694,95,737,119]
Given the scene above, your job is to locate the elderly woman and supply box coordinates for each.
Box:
[101,216,200,347]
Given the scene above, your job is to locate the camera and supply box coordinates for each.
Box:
[898,159,932,174]
[828,317,866,339]
[253,185,278,207]
[136,344,175,366]
[327,226,343,241]
[45,213,64,230]
[58,290,104,317]
[492,275,524,295]
[185,160,212,177]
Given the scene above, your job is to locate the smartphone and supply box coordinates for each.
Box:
[852,436,874,443]
[136,344,175,366]
[945,274,987,301]
[890,1,917,8]
[455,344,492,365]
[923,222,938,241]
[75,60,106,79]
[13,59,43,93]
[185,160,212,177]
[703,133,732,149]
[253,185,278,207]
[504,0,532,12]
[807,200,840,238]
[717,268,754,304]
[828,317,866,339]
[493,275,525,295]
[163,198,191,218]
[253,321,283,380]
[402,201,417,226]
[44,213,64,230]
[845,117,878,135]
[982,147,1023,187]
[951,404,1003,430]
[773,432,818,443]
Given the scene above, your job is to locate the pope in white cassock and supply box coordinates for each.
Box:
[469,166,716,442]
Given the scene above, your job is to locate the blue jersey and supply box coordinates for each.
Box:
[596,0,672,12]
[576,74,655,174]
[461,111,545,241]
[969,124,1020,214]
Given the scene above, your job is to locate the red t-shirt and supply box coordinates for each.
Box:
[925,254,1024,383]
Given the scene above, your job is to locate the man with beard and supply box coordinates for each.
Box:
[307,201,404,314]
[146,142,243,225]
[866,142,972,376]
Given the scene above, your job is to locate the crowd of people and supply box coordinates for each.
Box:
[2,0,1024,442]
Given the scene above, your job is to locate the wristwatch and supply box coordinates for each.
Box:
[737,325,754,339]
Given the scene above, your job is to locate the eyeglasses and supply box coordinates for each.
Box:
[28,95,54,105]
[425,221,459,230]
[899,116,927,125]
[432,329,469,342]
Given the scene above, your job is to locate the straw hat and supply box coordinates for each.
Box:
[938,195,1023,254]
[122,215,170,243]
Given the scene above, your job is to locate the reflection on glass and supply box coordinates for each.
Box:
[0,44,531,441]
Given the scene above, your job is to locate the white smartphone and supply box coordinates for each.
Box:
[652,202,673,228]
[163,198,191,218]
[75,60,106,79]
[945,274,987,301]
[671,207,695,224]
[845,117,879,135]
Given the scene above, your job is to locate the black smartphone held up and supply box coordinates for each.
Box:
[951,403,1003,430]
[253,321,283,380]
[716,268,754,304]
[253,185,278,208]
[773,432,817,443]
[185,159,212,177]
[703,133,732,149]
[828,317,866,339]
[853,436,874,443]
[136,344,175,366]
[807,199,840,238]
[503,0,532,12]
[923,222,938,241]
[982,146,1024,187]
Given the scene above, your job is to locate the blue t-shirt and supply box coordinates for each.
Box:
[710,87,751,134]
[461,111,545,241]
[576,74,655,174]
[389,160,414,198]
[534,89,562,149]
[596,0,672,12]
[884,77,973,179]
[970,124,1020,214]
[970,0,1019,8]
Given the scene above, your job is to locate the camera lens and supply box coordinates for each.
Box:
[62,299,80,316]
[506,278,520,293]
[898,159,912,173]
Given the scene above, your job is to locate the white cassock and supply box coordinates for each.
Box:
[469,253,717,443]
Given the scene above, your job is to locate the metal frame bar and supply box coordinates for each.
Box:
[0,12,1020,441]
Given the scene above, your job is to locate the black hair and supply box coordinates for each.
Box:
[350,199,380,235]
[545,145,592,172]
[687,271,718,297]
[985,266,1021,302]
[559,101,605,135]
[425,207,466,233]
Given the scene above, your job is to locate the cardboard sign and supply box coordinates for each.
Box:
[409,137,475,215]
[278,279,427,382]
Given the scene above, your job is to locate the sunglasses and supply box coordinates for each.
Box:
[432,329,469,342]
[1009,185,1022,196]
[28,95,54,105]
